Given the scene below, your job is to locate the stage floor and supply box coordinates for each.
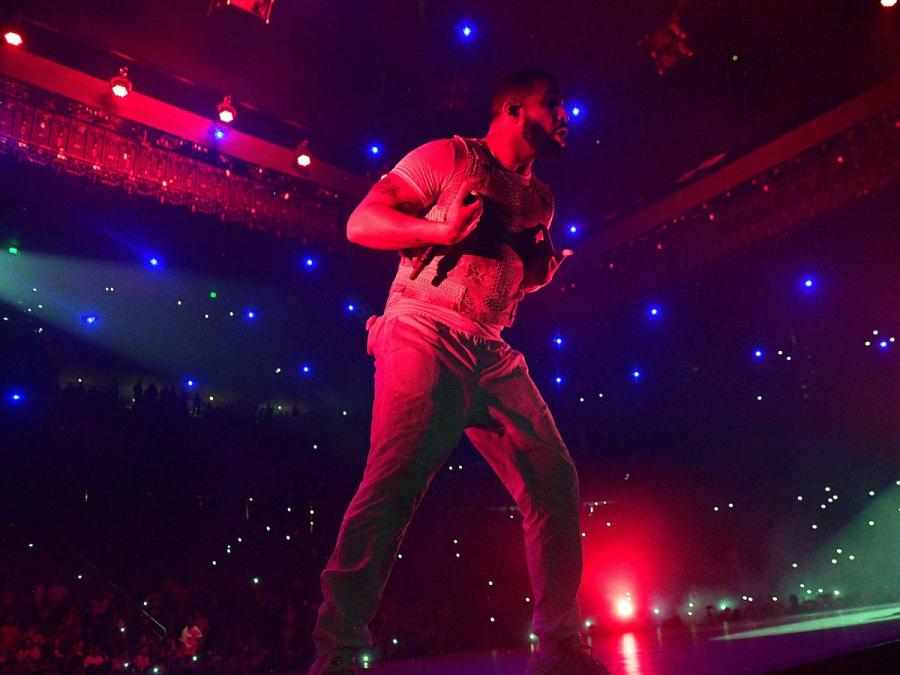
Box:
[302,603,900,674]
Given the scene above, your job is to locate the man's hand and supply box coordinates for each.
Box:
[438,178,484,246]
[523,224,573,292]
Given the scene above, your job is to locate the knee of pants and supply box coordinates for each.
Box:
[521,457,580,520]
[347,455,434,522]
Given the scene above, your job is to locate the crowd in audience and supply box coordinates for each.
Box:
[0,381,890,673]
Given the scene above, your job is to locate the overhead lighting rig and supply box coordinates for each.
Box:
[217,95,237,123]
[109,67,133,98]
[208,0,277,24]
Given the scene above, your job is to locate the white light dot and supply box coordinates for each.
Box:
[792,563,798,568]
[811,524,818,529]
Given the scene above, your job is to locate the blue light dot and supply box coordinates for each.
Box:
[10,392,23,402]
[460,23,474,39]
[570,106,581,117]
[149,257,159,266]
[186,379,195,388]
[302,365,311,374]
[305,257,315,267]
[555,376,563,385]
[879,340,888,349]
[554,336,563,346]
[246,310,255,319]
[82,314,98,325]
[632,370,641,379]
[347,304,355,312]
[803,278,814,288]
[754,349,763,359]
[369,145,381,156]
[569,224,578,234]
[213,128,226,140]
[648,306,660,318]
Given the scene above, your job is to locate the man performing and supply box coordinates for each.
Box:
[310,70,610,675]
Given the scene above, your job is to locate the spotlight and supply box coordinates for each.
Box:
[9,391,24,403]
[369,144,381,156]
[632,370,641,379]
[110,67,133,98]
[616,598,634,619]
[149,257,160,267]
[803,278,814,289]
[82,313,98,326]
[753,348,763,359]
[3,30,23,47]
[295,140,312,168]
[881,0,896,8]
[217,95,236,123]
[570,105,582,118]
[458,22,475,40]
[648,305,661,318]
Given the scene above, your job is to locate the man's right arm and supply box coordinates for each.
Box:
[346,173,440,251]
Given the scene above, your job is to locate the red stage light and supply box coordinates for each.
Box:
[110,67,132,98]
[881,0,896,8]
[3,31,23,47]
[296,153,311,168]
[616,598,635,619]
[218,95,236,124]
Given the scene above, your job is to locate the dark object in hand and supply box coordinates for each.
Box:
[409,191,481,280]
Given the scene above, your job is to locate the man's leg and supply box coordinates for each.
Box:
[465,344,583,650]
[313,315,471,656]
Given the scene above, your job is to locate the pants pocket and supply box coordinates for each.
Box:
[365,314,385,357]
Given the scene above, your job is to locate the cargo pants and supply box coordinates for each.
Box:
[312,311,583,654]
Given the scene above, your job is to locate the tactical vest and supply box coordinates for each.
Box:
[387,136,554,328]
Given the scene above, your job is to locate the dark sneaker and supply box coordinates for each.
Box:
[526,635,611,675]
[307,647,366,674]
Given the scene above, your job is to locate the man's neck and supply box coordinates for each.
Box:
[482,130,535,176]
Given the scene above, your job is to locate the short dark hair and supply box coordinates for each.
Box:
[489,69,559,119]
